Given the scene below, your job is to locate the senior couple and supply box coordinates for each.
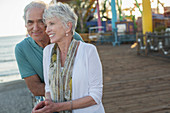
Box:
[15,1,105,113]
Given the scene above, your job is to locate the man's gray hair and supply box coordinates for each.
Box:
[43,2,78,35]
[23,0,47,22]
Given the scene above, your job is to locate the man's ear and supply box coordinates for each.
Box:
[66,22,72,33]
[25,21,27,27]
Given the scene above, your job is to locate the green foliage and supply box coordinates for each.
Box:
[69,0,95,33]
[154,26,166,32]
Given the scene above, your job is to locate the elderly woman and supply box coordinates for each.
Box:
[32,2,105,113]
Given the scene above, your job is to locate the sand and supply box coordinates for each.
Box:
[0,80,32,113]
[0,74,21,83]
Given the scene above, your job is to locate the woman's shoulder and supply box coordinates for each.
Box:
[43,43,55,53]
[79,41,97,53]
[80,41,96,50]
[44,43,55,49]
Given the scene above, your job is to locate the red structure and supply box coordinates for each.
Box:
[164,7,170,17]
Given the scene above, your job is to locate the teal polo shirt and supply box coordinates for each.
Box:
[15,32,83,82]
[15,37,44,82]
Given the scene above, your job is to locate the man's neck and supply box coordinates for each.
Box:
[35,39,50,48]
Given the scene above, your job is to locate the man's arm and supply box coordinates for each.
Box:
[24,74,45,96]
[15,44,45,96]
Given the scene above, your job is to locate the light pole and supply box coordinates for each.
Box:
[96,0,102,31]
[111,0,119,46]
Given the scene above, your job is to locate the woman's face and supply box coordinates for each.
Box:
[45,17,66,43]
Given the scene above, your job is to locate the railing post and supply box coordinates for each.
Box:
[145,32,148,56]
[136,32,140,55]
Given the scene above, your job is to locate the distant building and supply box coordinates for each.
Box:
[152,8,157,14]
[164,7,170,18]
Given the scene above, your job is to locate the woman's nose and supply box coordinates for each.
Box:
[45,26,50,34]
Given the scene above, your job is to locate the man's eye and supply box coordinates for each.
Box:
[50,23,54,25]
[27,21,33,25]
[39,20,44,24]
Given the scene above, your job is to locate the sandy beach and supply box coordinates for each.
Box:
[0,80,32,113]
[0,75,21,83]
[0,43,170,113]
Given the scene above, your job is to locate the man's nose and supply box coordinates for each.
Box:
[33,23,39,31]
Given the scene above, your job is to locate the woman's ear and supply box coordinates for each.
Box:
[66,22,72,34]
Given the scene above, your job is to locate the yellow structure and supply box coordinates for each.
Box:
[142,0,153,34]
[85,0,96,18]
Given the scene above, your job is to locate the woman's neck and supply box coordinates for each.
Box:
[58,36,72,66]
[58,37,72,53]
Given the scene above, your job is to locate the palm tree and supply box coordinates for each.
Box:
[69,0,96,33]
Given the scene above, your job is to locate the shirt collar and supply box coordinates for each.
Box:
[28,37,43,50]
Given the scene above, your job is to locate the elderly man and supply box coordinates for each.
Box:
[15,0,83,105]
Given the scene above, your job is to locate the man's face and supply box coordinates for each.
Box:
[25,8,47,41]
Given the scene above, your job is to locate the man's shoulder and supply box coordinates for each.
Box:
[15,37,33,54]
[16,37,30,48]
[73,32,84,42]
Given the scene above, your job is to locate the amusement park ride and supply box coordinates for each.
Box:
[53,0,170,56]
[92,0,170,56]
[88,0,154,46]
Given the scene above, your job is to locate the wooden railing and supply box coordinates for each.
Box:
[137,32,170,57]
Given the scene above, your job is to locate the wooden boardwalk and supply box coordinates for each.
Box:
[96,44,170,113]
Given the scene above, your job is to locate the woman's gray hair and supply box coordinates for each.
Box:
[43,2,78,35]
[23,0,47,22]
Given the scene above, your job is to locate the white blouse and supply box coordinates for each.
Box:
[43,41,105,113]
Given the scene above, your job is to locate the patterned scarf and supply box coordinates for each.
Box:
[49,39,78,113]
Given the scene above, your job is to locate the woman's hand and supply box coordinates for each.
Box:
[32,101,46,113]
[32,96,97,113]
[32,99,57,113]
